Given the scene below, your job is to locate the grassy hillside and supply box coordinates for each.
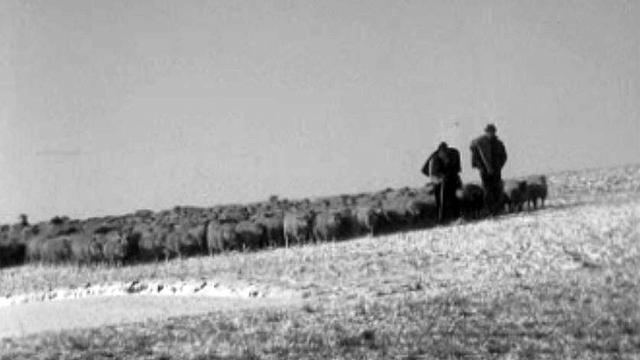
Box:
[1,164,640,359]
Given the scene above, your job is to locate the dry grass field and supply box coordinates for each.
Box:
[1,164,640,359]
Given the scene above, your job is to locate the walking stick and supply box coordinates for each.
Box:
[439,180,445,223]
[476,144,493,176]
[475,143,495,213]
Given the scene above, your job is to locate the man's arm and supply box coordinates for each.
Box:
[421,159,430,177]
[472,141,493,174]
[497,140,507,169]
[421,152,436,177]
[423,154,446,184]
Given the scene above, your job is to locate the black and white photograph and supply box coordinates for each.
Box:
[1,0,639,358]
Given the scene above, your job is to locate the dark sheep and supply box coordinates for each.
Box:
[526,175,548,209]
[0,225,36,267]
[334,207,358,239]
[162,223,206,259]
[252,213,285,247]
[129,223,166,262]
[0,241,26,268]
[380,201,413,233]
[457,183,485,219]
[503,180,528,213]
[406,195,438,228]
[235,221,267,251]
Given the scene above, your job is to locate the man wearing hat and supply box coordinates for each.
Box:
[470,124,508,216]
[422,142,462,223]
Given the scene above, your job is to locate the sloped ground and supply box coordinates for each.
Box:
[1,165,640,359]
[1,164,638,299]
[2,193,638,303]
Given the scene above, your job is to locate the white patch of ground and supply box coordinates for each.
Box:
[0,278,297,308]
[0,295,298,339]
[0,279,301,338]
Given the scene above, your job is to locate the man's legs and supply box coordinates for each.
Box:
[442,179,459,221]
[480,173,491,215]
[480,173,502,216]
[488,177,504,216]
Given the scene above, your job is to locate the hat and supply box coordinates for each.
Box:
[485,124,497,133]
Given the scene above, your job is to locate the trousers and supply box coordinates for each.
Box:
[480,172,504,215]
[434,176,461,222]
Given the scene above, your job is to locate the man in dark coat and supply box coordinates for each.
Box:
[422,142,462,223]
[470,124,507,216]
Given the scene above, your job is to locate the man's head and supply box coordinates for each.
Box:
[437,141,448,155]
[484,124,497,137]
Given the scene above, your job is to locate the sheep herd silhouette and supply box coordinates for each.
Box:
[0,175,547,268]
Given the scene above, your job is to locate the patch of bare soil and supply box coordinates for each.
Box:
[0,278,294,307]
[0,294,299,339]
[0,279,300,338]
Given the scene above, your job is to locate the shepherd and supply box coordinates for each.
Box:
[422,142,462,223]
[470,124,508,216]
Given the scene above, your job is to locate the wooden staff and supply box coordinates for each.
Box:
[475,142,494,175]
[439,179,445,222]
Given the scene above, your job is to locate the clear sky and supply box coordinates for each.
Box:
[1,0,639,223]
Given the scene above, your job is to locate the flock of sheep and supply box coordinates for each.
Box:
[0,175,547,268]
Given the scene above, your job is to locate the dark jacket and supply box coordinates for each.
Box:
[470,135,507,176]
[422,148,462,182]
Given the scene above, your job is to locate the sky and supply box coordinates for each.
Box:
[1,0,639,223]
